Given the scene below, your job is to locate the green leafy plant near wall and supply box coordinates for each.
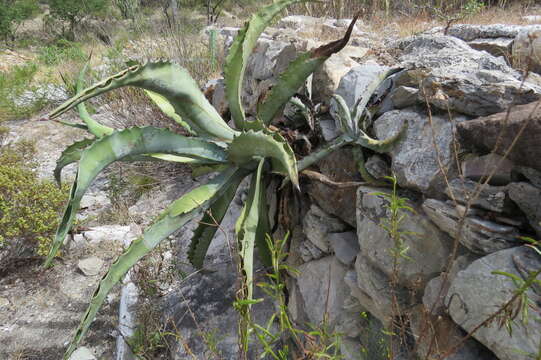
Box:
[43,1,403,358]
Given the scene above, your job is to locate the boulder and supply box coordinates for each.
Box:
[513,28,541,74]
[422,199,520,254]
[295,256,349,327]
[396,35,540,116]
[456,101,541,171]
[357,186,452,288]
[374,108,465,194]
[446,246,541,360]
[508,182,541,237]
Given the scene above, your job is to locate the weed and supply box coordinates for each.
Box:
[38,39,87,66]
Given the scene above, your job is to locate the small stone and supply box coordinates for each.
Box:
[328,232,359,266]
[461,154,514,186]
[365,154,390,180]
[69,347,97,360]
[78,257,104,276]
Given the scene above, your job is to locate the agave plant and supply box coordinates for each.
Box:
[43,1,361,358]
[289,67,407,186]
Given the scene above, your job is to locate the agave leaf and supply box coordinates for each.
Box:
[255,174,272,267]
[144,90,195,135]
[331,94,353,135]
[44,127,229,268]
[76,63,115,138]
[351,67,404,128]
[62,168,246,359]
[228,129,299,189]
[237,158,265,302]
[54,138,95,185]
[188,172,244,268]
[49,62,236,141]
[297,133,351,172]
[355,121,407,153]
[191,164,230,178]
[258,13,359,126]
[224,0,303,129]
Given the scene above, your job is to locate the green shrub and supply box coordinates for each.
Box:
[38,39,87,66]
[0,0,39,42]
[0,142,69,259]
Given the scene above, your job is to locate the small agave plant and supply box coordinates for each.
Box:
[290,67,407,186]
[43,1,368,358]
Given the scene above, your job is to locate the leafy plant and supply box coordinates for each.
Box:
[38,39,87,66]
[0,141,68,263]
[43,1,361,358]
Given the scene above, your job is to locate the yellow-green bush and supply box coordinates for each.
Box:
[0,142,68,259]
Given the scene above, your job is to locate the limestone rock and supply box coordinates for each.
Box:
[446,247,541,360]
[312,52,360,103]
[410,305,498,360]
[69,347,97,360]
[295,256,349,327]
[328,231,359,266]
[308,147,360,226]
[446,24,540,41]
[468,37,513,58]
[457,101,541,171]
[513,28,541,74]
[332,63,388,111]
[357,186,452,288]
[445,178,508,213]
[388,85,419,109]
[374,108,464,194]
[365,154,391,181]
[303,204,349,253]
[78,256,104,276]
[396,35,540,116]
[461,154,514,186]
[508,182,541,237]
[352,256,409,325]
[422,199,520,254]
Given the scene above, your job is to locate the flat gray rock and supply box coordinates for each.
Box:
[77,256,104,276]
